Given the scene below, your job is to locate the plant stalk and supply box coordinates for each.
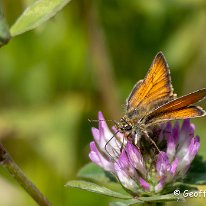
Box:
[0,143,52,206]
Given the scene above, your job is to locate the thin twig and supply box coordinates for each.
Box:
[0,143,52,206]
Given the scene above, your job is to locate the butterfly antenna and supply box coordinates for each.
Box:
[88,118,116,124]
[88,119,106,127]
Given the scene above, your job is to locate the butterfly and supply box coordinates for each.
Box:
[115,52,206,147]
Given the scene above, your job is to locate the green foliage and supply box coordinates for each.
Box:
[66,179,184,205]
[77,163,117,183]
[66,180,132,199]
[184,155,206,185]
[10,0,72,36]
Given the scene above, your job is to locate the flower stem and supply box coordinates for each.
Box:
[0,143,52,206]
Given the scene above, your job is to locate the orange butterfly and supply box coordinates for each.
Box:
[115,52,206,146]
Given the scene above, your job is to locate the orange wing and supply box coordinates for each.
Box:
[127,52,175,114]
[127,79,143,104]
[144,88,206,125]
[145,106,205,125]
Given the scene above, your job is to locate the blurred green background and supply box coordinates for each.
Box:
[0,0,206,205]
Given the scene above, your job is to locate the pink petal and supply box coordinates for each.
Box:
[126,141,146,176]
[114,162,139,193]
[156,152,170,177]
[139,177,150,191]
[89,141,114,172]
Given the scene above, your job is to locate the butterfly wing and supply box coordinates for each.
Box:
[144,88,206,125]
[127,52,175,117]
[127,79,143,104]
[145,106,205,125]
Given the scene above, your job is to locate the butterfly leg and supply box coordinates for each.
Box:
[104,130,123,161]
[120,135,125,152]
[143,130,161,153]
[134,132,141,145]
[104,134,116,160]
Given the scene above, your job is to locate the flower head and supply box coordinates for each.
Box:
[89,112,200,196]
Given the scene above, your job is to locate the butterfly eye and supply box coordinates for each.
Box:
[124,124,132,131]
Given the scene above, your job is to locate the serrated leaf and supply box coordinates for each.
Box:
[77,163,116,183]
[66,180,132,199]
[109,199,143,206]
[10,0,72,36]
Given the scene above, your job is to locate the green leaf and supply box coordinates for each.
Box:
[66,180,132,199]
[173,182,198,192]
[77,163,116,183]
[10,0,72,36]
[0,10,11,46]
[184,173,206,185]
[109,199,143,206]
[109,194,184,206]
[138,193,184,202]
[184,155,206,185]
[162,182,198,195]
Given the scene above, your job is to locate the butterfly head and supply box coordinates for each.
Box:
[115,117,133,133]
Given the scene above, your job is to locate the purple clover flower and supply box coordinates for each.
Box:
[89,112,200,196]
